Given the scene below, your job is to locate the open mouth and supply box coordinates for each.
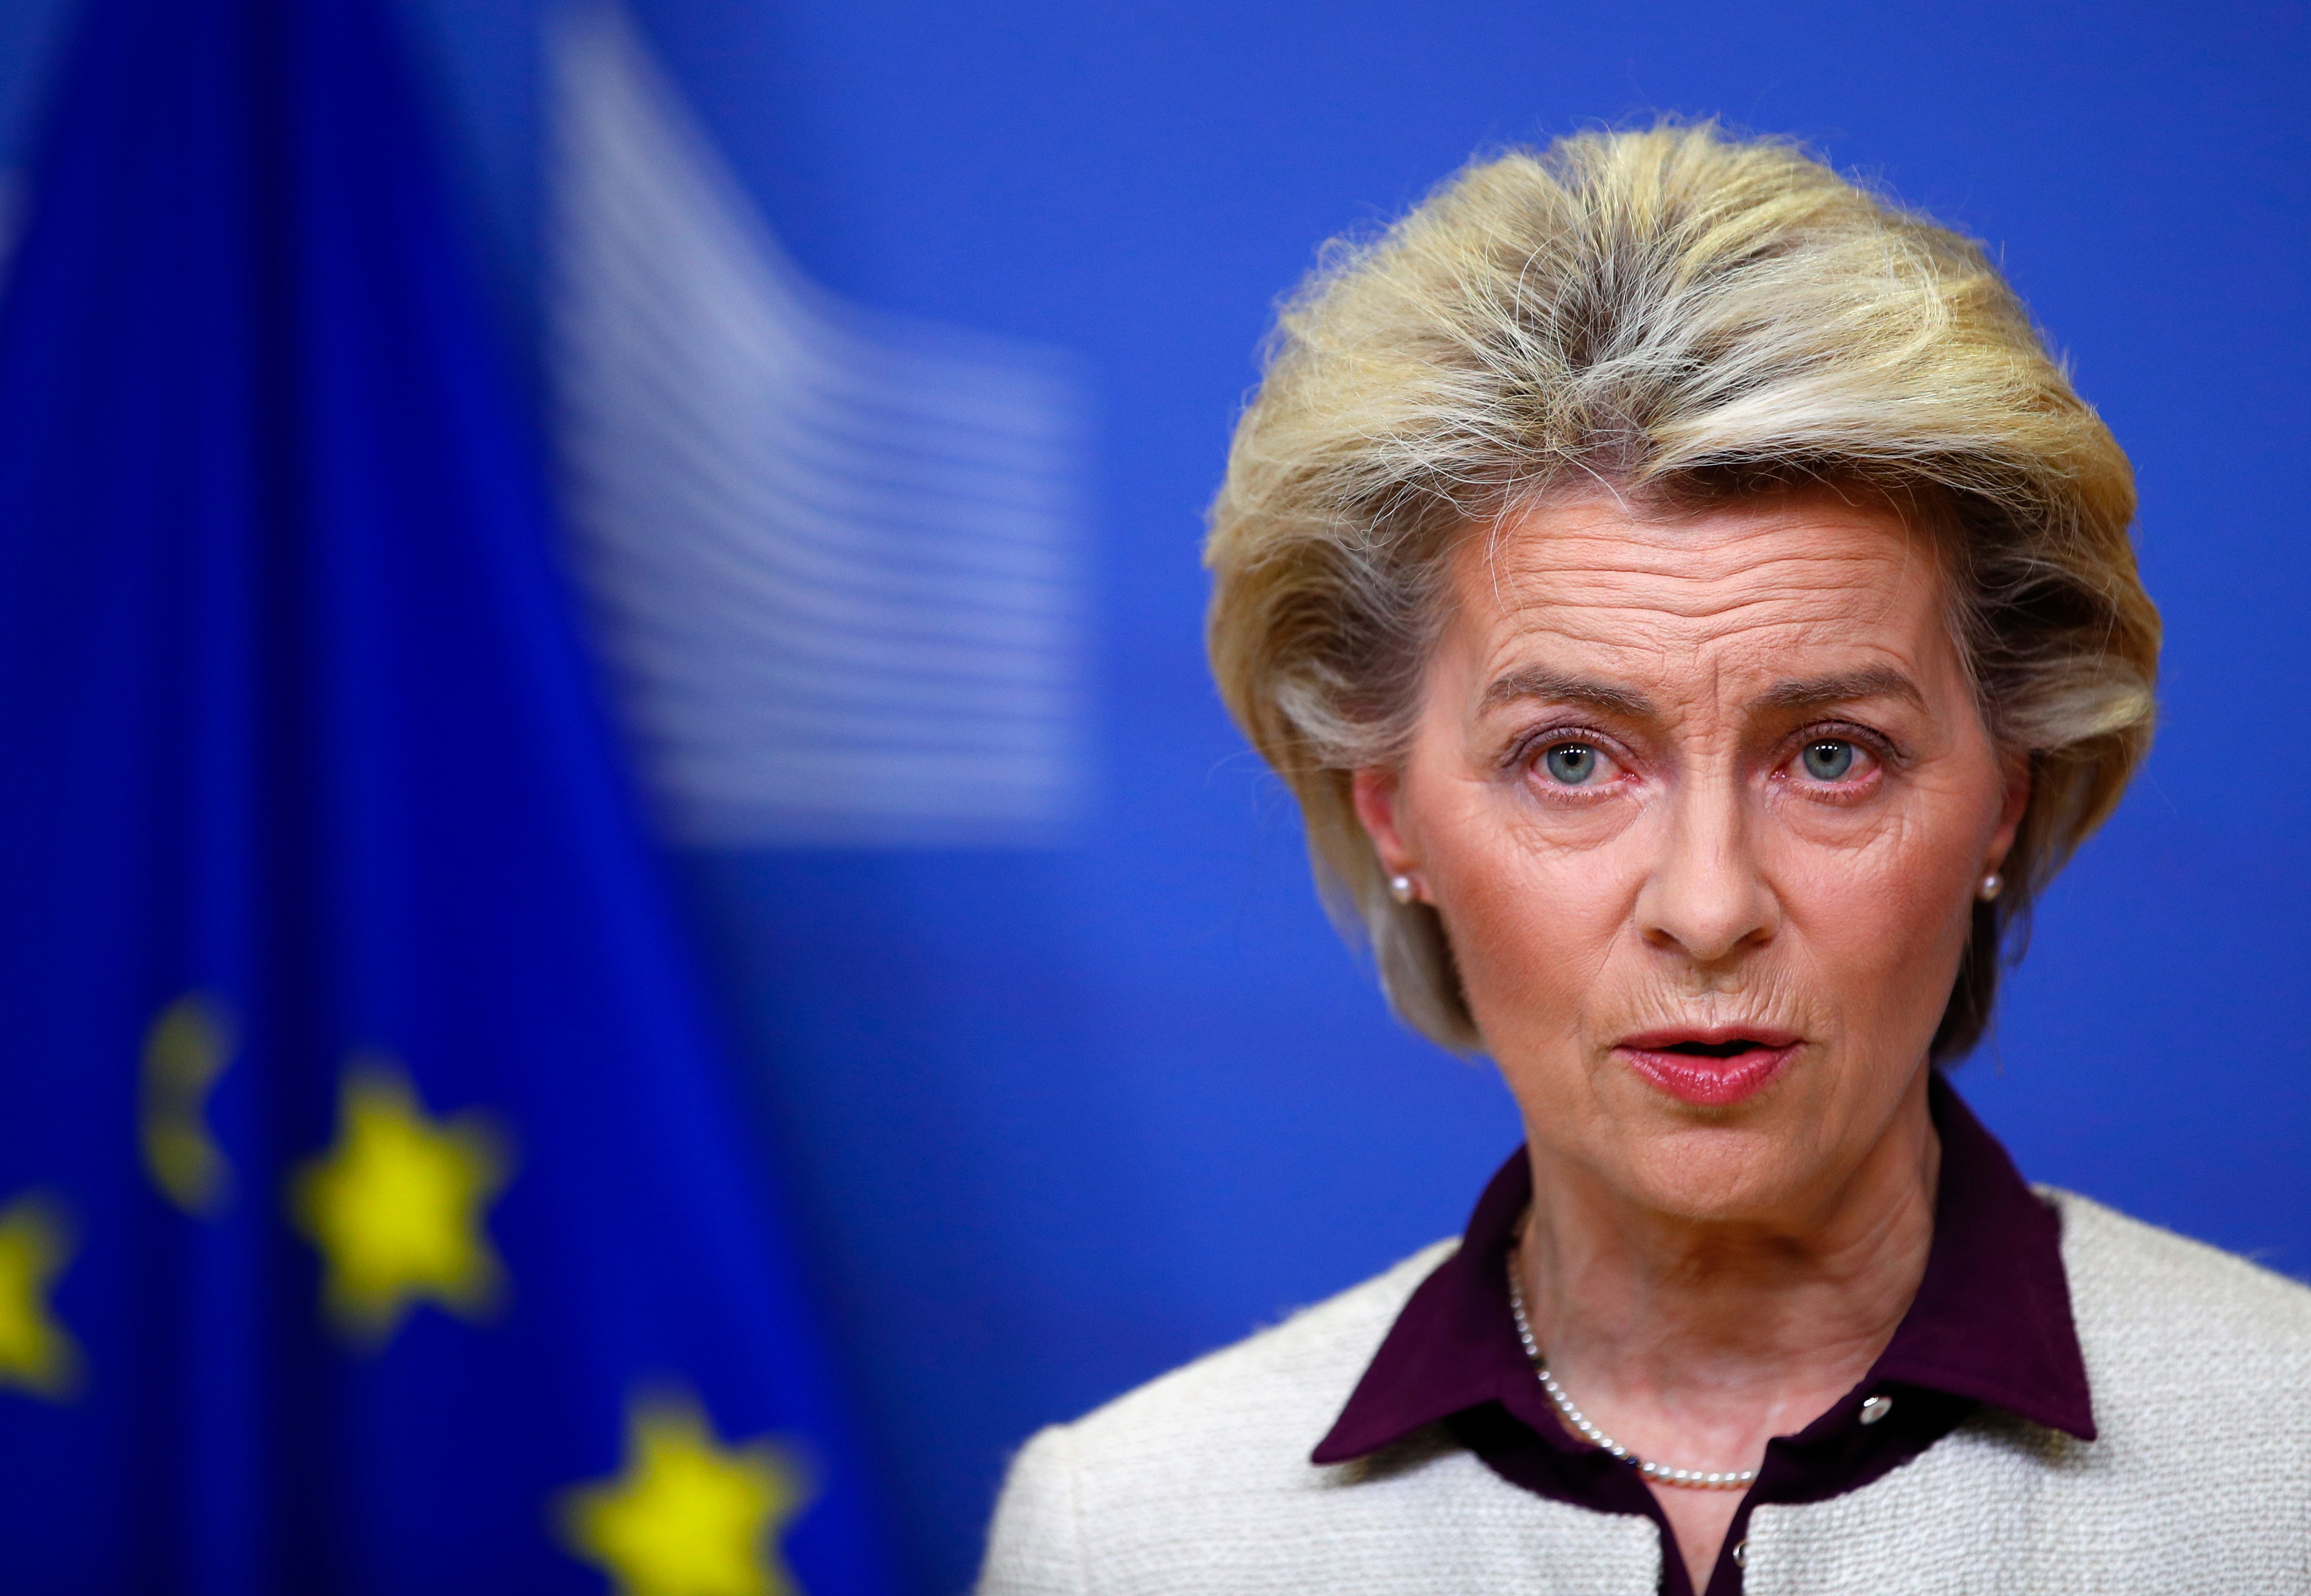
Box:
[1616,1029,1798,1107]
[1656,1037,1771,1060]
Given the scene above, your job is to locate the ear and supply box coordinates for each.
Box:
[1351,766,1418,881]
[1986,749,2031,873]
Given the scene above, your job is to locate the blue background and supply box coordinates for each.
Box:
[2,3,2304,1591]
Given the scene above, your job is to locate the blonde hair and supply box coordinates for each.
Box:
[1205,123,2159,1061]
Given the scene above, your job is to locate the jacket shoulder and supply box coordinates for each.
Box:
[2049,1186,2311,1348]
[977,1238,1658,1595]
[2047,1186,2311,1440]
[976,1240,1456,1596]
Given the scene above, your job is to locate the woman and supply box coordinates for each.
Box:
[980,126,2311,1594]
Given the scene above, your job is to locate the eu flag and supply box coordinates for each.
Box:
[0,0,896,1590]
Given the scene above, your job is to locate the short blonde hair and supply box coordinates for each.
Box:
[1205,123,2158,1061]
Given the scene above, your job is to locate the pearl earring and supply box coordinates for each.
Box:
[1388,874,1417,905]
[1978,872,2004,902]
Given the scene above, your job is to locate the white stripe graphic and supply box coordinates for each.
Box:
[547,3,1089,846]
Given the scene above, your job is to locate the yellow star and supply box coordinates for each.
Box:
[288,1057,513,1348]
[557,1392,815,1596]
[0,1191,83,1401]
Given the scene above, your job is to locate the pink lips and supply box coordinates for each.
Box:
[1616,1026,1799,1107]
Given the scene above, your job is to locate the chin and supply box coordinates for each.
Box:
[1608,1122,1820,1224]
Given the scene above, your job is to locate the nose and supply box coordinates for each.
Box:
[1633,775,1778,967]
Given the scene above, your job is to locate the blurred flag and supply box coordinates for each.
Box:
[549,2,1091,848]
[0,0,896,1590]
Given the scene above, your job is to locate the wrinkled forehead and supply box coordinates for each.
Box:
[1438,488,1960,702]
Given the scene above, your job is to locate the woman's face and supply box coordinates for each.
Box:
[1355,490,2026,1223]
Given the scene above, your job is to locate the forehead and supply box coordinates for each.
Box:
[1443,490,1953,692]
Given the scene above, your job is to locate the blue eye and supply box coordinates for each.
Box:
[1800,741,1856,780]
[1543,744,1600,785]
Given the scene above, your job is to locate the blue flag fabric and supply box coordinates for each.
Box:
[0,0,896,1590]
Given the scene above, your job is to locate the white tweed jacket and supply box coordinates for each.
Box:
[979,1191,2311,1594]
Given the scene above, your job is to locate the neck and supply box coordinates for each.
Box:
[1515,1064,1940,1591]
[1517,1065,1940,1443]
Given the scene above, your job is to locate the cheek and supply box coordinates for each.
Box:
[1770,783,1994,1026]
[1413,783,1633,1050]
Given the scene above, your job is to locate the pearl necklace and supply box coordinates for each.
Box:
[1504,1258,1758,1492]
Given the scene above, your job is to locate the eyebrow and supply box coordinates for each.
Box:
[1476,662,1926,721]
[1754,665,1927,715]
[1478,667,1657,720]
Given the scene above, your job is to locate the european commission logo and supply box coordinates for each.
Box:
[549,3,1091,848]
